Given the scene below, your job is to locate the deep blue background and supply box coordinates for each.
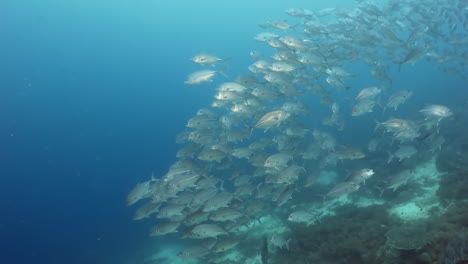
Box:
[0,0,465,263]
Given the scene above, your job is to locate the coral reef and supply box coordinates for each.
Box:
[278,204,396,264]
[440,233,468,264]
[385,222,430,250]
[265,201,468,264]
[436,130,468,201]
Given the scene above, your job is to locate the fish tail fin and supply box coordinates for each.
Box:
[291,24,300,31]
[373,119,382,132]
[219,180,225,191]
[218,70,229,79]
[397,62,403,72]
[376,186,385,198]
[387,151,394,164]
[244,124,255,137]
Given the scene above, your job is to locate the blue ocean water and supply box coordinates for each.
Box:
[1,0,466,264]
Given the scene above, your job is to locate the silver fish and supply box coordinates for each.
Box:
[191,224,228,239]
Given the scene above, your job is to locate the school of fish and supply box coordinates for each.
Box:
[128,0,466,263]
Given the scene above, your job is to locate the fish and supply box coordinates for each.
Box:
[384,170,414,192]
[128,0,462,259]
[387,145,417,163]
[269,61,297,72]
[231,147,254,160]
[198,148,227,163]
[185,70,226,85]
[202,192,235,212]
[149,221,181,236]
[285,8,314,18]
[324,182,360,199]
[177,245,211,258]
[252,59,271,70]
[191,53,229,66]
[217,82,249,93]
[126,173,158,206]
[334,148,366,160]
[133,202,162,220]
[276,185,294,206]
[254,32,279,42]
[276,165,306,184]
[281,101,311,114]
[214,91,245,102]
[263,71,290,85]
[384,90,413,112]
[184,210,209,226]
[264,153,294,170]
[419,105,453,120]
[326,76,348,90]
[270,19,297,30]
[249,51,263,60]
[352,99,377,116]
[396,46,427,71]
[252,86,281,100]
[355,86,383,101]
[326,67,354,79]
[349,168,375,185]
[156,204,185,219]
[255,110,291,131]
[279,36,305,50]
[191,224,228,239]
[211,238,240,253]
[288,210,320,225]
[270,234,291,250]
[209,207,244,222]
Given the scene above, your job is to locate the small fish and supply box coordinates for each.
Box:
[149,221,181,236]
[384,90,413,112]
[191,224,228,239]
[419,105,453,121]
[270,19,297,30]
[349,168,375,185]
[288,210,320,225]
[255,110,291,131]
[324,182,360,199]
[384,170,414,192]
[191,53,229,65]
[126,173,157,206]
[264,153,294,170]
[254,32,279,42]
[211,238,240,253]
[352,99,376,116]
[387,145,417,163]
[396,46,427,71]
[326,76,348,90]
[177,245,211,258]
[355,86,383,101]
[209,207,244,222]
[185,70,226,85]
[269,61,297,72]
[133,202,162,220]
[269,234,291,250]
